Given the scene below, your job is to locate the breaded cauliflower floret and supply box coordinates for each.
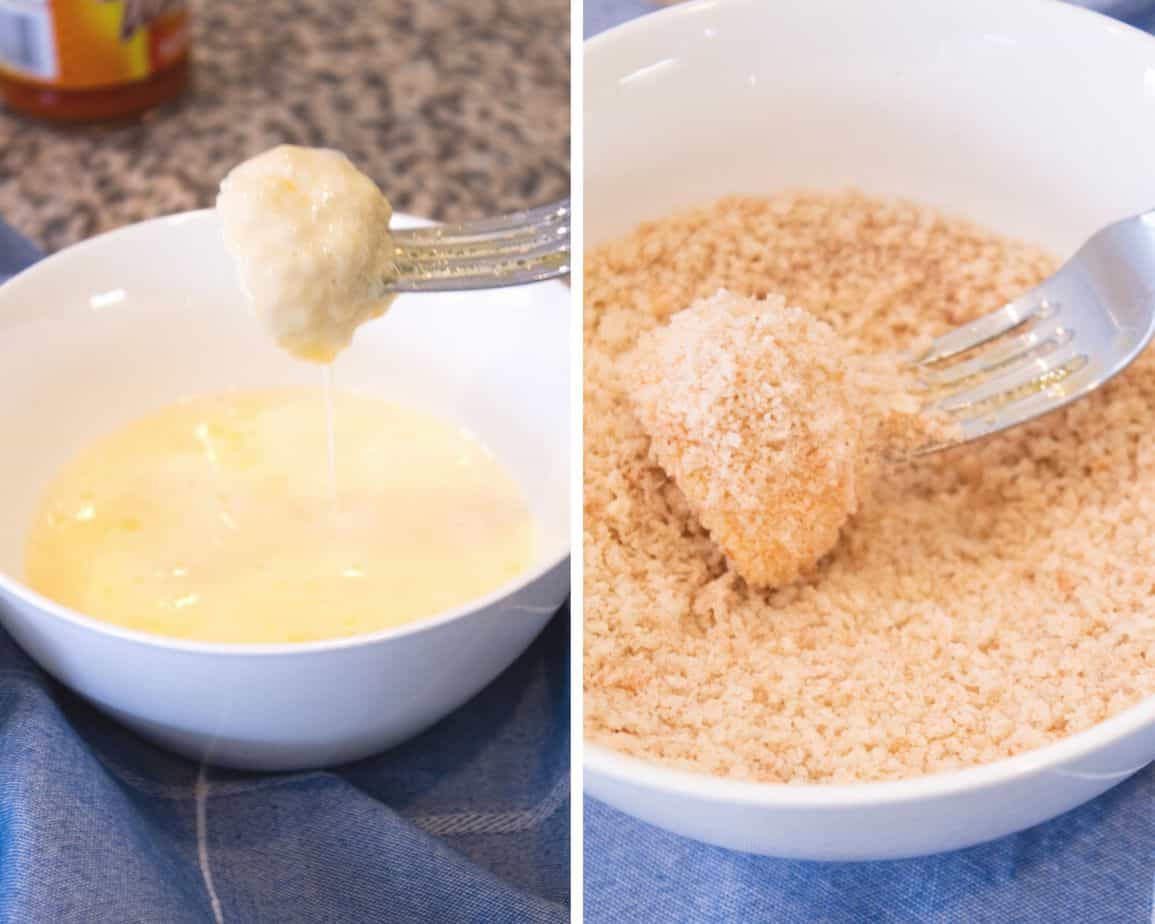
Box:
[625,290,867,588]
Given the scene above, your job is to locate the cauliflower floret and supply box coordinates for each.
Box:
[626,290,868,588]
[217,145,396,363]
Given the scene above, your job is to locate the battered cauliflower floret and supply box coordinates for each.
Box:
[625,290,870,588]
[217,145,397,363]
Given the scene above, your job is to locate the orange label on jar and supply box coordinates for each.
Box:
[0,0,188,88]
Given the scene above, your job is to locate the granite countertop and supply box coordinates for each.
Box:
[0,0,569,252]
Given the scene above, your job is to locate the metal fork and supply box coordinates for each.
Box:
[909,210,1155,454]
[384,200,570,293]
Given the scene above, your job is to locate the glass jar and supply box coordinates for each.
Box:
[0,0,190,122]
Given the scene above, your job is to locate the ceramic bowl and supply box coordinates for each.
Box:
[0,210,569,771]
[584,0,1155,860]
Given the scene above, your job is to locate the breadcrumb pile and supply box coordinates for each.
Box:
[625,291,871,588]
[584,191,1155,783]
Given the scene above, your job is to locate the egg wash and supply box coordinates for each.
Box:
[24,389,535,644]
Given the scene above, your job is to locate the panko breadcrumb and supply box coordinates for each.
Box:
[584,191,1155,784]
[625,290,868,588]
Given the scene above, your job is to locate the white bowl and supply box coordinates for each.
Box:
[0,210,569,771]
[584,0,1155,860]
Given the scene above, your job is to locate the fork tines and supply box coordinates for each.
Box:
[389,200,571,292]
[910,294,1093,448]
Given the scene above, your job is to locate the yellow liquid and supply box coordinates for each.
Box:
[24,390,535,644]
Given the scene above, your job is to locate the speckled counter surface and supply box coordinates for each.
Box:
[0,0,569,251]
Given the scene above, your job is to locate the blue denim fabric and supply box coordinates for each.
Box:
[0,226,569,922]
[583,2,1155,921]
[0,222,40,284]
[584,0,657,38]
[585,776,1155,923]
[583,0,1155,37]
[1082,0,1155,26]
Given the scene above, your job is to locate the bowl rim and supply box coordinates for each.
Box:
[582,0,1155,805]
[583,0,1154,62]
[0,209,570,657]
